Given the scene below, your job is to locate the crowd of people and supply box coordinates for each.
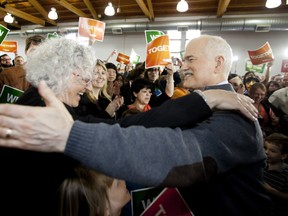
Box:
[0,34,287,216]
[228,64,288,137]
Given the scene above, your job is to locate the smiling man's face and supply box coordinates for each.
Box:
[181,38,220,90]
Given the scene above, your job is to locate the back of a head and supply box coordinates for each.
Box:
[126,62,146,81]
[131,78,154,93]
[121,108,141,118]
[59,166,113,216]
[25,35,46,52]
[25,37,96,96]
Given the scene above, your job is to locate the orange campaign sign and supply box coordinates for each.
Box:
[78,17,105,42]
[0,41,18,53]
[116,52,130,65]
[145,35,171,69]
[248,42,274,65]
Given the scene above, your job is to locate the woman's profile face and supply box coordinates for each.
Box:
[60,72,92,107]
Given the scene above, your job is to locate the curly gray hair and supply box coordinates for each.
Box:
[25,37,96,96]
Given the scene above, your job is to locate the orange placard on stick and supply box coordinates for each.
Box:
[145,35,171,69]
[78,17,105,42]
[116,52,130,65]
[0,41,18,53]
[248,42,274,65]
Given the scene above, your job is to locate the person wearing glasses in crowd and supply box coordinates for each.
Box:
[0,53,13,73]
[0,54,13,68]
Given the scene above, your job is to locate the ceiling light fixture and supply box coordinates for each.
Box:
[265,0,281,8]
[4,13,14,24]
[177,0,189,12]
[48,7,58,20]
[104,2,115,16]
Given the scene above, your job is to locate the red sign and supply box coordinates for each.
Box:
[281,59,288,73]
[78,17,105,42]
[141,188,194,216]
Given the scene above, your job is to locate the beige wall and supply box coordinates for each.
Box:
[6,31,288,77]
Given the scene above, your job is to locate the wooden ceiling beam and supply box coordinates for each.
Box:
[83,0,98,19]
[0,5,45,26]
[28,0,57,26]
[53,0,89,18]
[135,0,152,20]
[146,0,154,21]
[0,21,21,29]
[217,0,231,17]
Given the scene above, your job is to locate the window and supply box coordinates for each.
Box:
[167,30,181,59]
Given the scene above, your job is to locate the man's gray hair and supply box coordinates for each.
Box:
[201,35,233,75]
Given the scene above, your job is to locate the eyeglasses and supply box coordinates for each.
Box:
[73,73,92,86]
[1,58,11,61]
